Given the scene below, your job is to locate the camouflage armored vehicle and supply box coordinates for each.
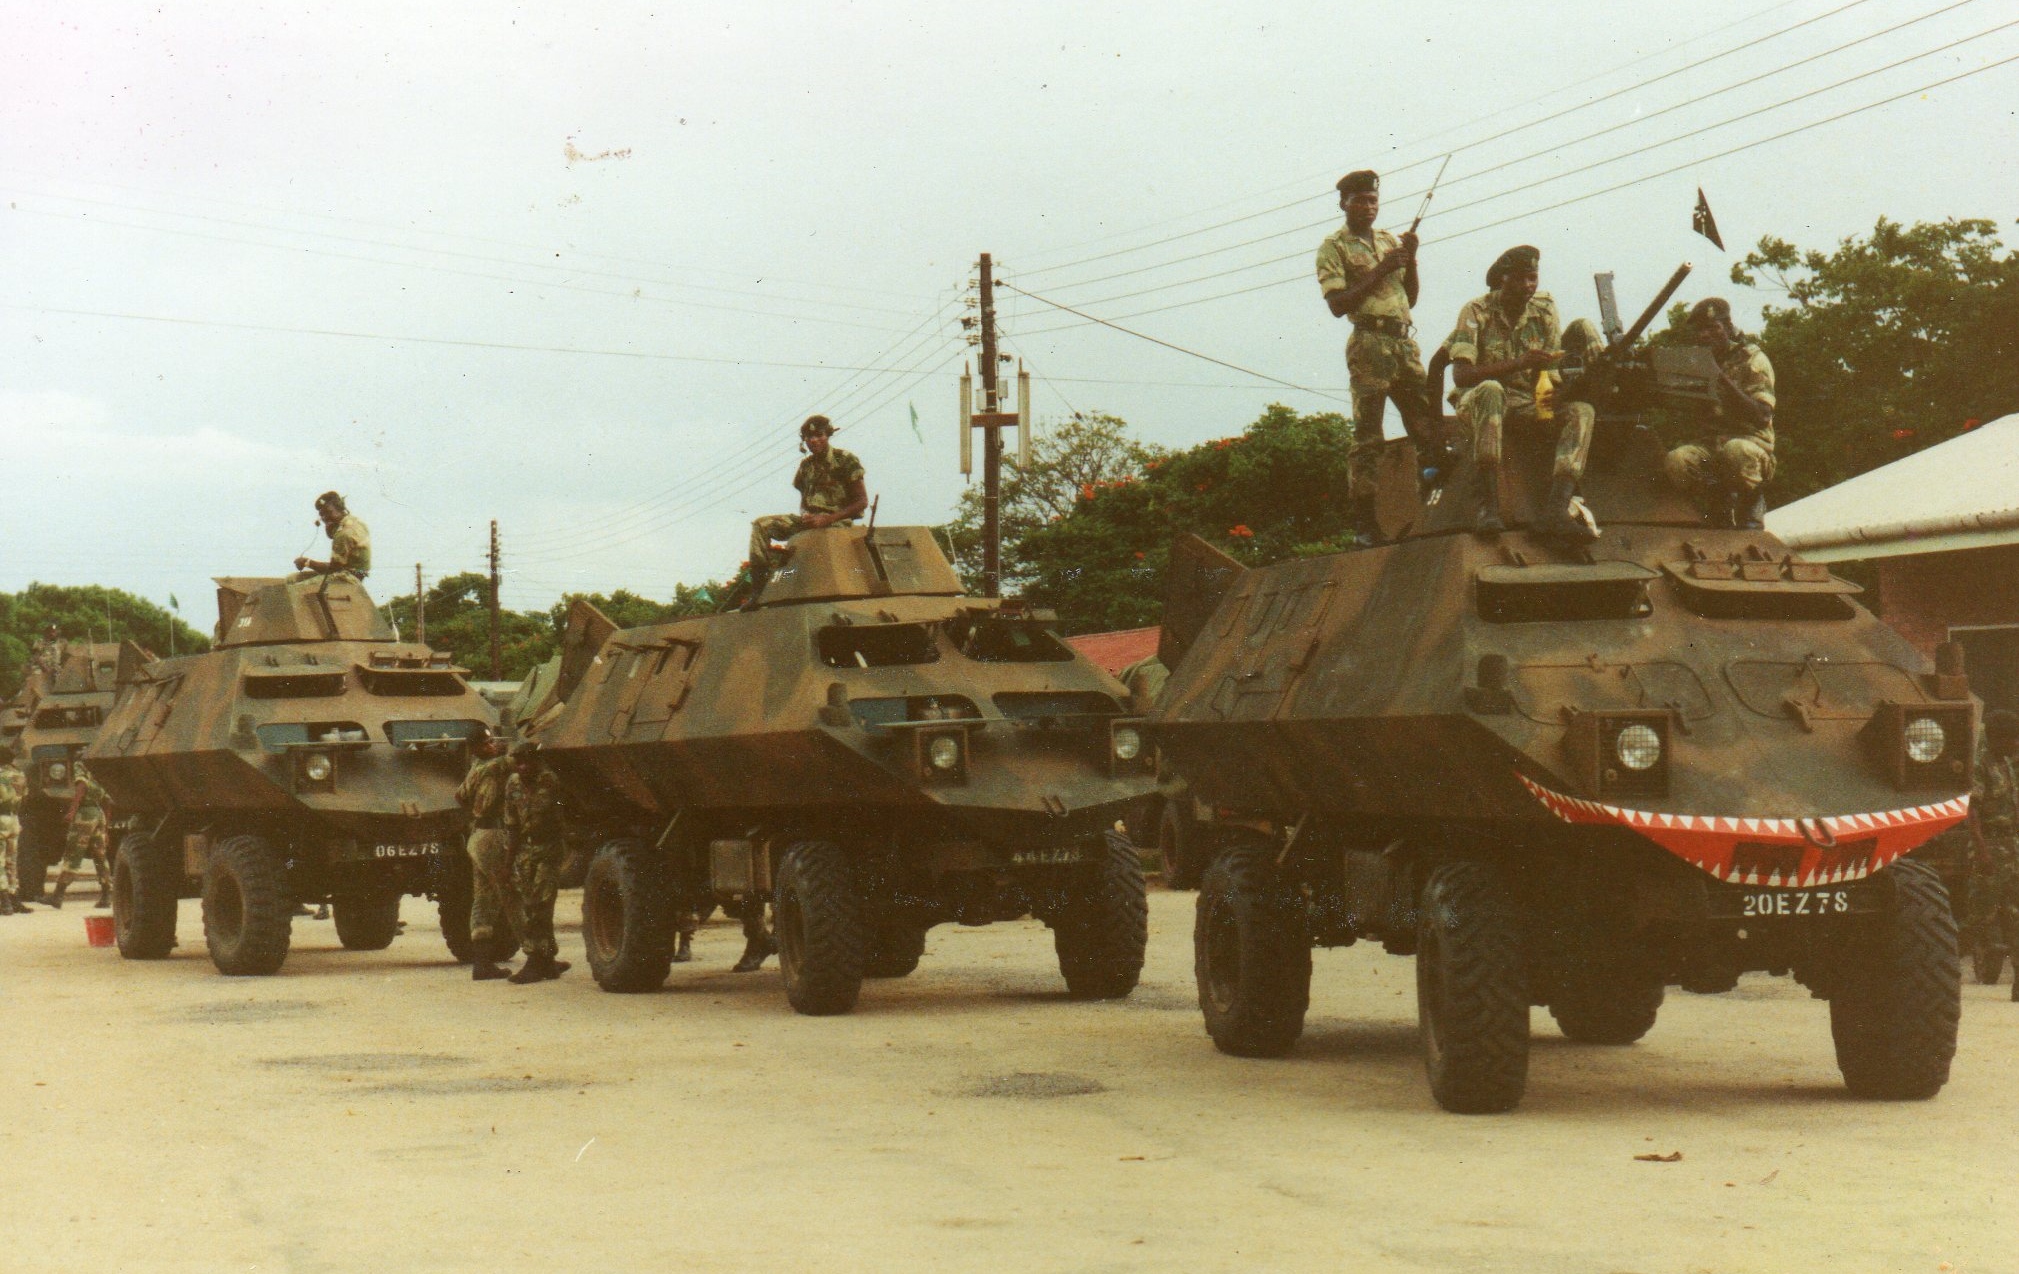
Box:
[13,643,130,900]
[86,577,499,974]
[1155,270,1973,1112]
[523,524,1153,1014]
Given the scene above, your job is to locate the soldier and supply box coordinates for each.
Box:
[1966,710,2019,1000]
[747,416,868,583]
[1315,170,1432,545]
[0,746,25,915]
[1662,297,1777,530]
[1447,245,1600,540]
[453,726,516,980]
[49,762,112,910]
[35,625,63,677]
[503,742,572,984]
[290,490,372,583]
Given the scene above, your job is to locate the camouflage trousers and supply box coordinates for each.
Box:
[285,568,367,585]
[466,827,514,953]
[1458,381,1595,482]
[1966,844,2019,961]
[60,815,109,879]
[510,834,564,961]
[0,813,19,894]
[1665,435,1776,496]
[1345,330,1428,502]
[748,515,855,573]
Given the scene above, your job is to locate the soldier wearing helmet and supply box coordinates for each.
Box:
[747,415,869,583]
[1662,297,1778,530]
[291,491,373,583]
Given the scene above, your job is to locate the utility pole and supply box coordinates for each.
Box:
[414,563,427,648]
[486,521,502,680]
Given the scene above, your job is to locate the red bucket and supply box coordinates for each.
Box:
[84,914,115,948]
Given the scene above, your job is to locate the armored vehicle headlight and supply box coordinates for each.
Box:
[1112,726,1142,762]
[304,752,334,782]
[47,761,69,782]
[928,735,962,771]
[1614,724,1662,772]
[1904,716,1946,764]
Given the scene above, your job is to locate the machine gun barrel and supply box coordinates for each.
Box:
[1611,262,1693,353]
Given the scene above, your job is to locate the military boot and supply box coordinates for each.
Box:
[95,881,111,909]
[1350,494,1382,548]
[1731,488,1767,531]
[508,953,555,984]
[471,960,512,981]
[672,931,694,963]
[1536,475,1600,543]
[1473,463,1505,535]
[48,874,70,910]
[0,894,15,916]
[732,931,776,973]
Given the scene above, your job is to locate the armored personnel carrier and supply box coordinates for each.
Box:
[524,524,1152,1014]
[1156,270,1972,1112]
[13,643,130,899]
[86,577,499,974]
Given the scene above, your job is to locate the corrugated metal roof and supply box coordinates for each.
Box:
[1064,626,1161,676]
[1767,413,2019,561]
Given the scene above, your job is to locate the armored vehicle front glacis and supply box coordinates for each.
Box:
[526,524,1153,1014]
[87,577,499,974]
[13,643,131,899]
[1156,287,1971,1113]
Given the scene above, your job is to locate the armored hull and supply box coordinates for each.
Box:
[533,525,1153,1012]
[87,577,498,973]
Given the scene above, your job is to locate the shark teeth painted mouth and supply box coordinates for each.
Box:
[1516,775,1968,887]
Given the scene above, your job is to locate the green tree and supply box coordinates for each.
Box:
[382,572,554,683]
[1733,217,2019,501]
[0,584,210,699]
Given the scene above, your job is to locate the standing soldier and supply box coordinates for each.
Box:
[35,625,64,677]
[1662,297,1777,529]
[747,416,868,588]
[291,491,372,583]
[503,742,572,984]
[0,747,25,915]
[1966,710,2019,1000]
[454,726,516,980]
[49,762,112,910]
[1316,170,1429,545]
[1446,245,1600,539]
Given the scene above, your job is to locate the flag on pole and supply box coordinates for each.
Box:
[169,594,179,611]
[1692,188,1725,251]
[908,401,923,444]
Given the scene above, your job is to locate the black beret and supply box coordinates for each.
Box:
[1486,245,1540,288]
[1335,170,1379,197]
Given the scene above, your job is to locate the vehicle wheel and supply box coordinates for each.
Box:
[1548,966,1664,1045]
[864,918,928,979]
[774,841,869,1016]
[332,891,401,951]
[1160,802,1206,891]
[1416,859,1529,1114]
[112,831,179,960]
[1830,858,1960,1100]
[1971,944,2006,986]
[582,839,676,993]
[201,833,292,976]
[1055,831,1149,1000]
[1195,842,1309,1056]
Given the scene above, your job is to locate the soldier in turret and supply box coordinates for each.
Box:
[747,416,868,585]
[291,491,372,583]
[1662,297,1777,530]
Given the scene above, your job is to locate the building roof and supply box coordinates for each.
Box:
[1768,413,2019,562]
[1065,626,1161,676]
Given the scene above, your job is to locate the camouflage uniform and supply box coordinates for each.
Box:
[1447,292,1597,482]
[1663,342,1777,497]
[748,447,866,572]
[60,770,111,882]
[454,754,514,953]
[289,512,372,583]
[1965,745,2019,971]
[1315,226,1428,502]
[0,761,24,899]
[503,763,567,962]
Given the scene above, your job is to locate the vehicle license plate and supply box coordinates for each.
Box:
[1707,885,1877,920]
[371,841,443,860]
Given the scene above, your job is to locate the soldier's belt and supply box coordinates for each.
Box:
[1350,315,1414,339]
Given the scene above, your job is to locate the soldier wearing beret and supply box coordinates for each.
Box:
[1315,170,1432,546]
[1446,245,1600,539]
[1662,297,1777,529]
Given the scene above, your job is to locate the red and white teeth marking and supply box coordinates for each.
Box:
[1516,774,1968,888]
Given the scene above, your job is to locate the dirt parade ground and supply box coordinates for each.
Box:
[3,887,2014,1274]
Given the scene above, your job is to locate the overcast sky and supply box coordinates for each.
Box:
[5,0,2016,631]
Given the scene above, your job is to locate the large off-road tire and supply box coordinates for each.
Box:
[1195,843,1310,1057]
[582,839,676,993]
[1548,966,1665,1045]
[332,890,402,951]
[863,918,928,979]
[112,830,179,960]
[1416,859,1529,1114]
[1159,802,1206,891]
[774,841,869,1016]
[1055,831,1149,1000]
[1830,858,1960,1100]
[201,834,292,976]
[436,845,518,963]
